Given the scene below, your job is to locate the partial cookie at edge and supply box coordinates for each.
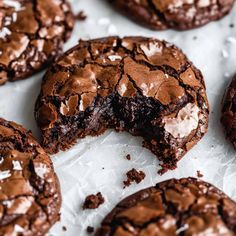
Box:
[221,74,236,149]
[96,178,236,235]
[0,118,61,236]
[0,0,74,85]
[109,0,235,30]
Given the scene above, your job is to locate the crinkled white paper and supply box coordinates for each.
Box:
[0,1,236,235]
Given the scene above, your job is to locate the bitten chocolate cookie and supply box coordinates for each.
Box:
[96,178,236,235]
[109,0,235,30]
[0,0,74,85]
[35,36,209,173]
[221,74,236,148]
[0,118,61,235]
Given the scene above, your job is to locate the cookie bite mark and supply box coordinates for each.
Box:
[0,0,74,85]
[109,0,235,30]
[35,36,209,173]
[96,178,236,235]
[0,118,61,236]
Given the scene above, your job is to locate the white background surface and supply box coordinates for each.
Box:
[1,1,236,235]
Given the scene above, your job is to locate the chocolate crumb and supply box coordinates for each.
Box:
[125,154,131,160]
[87,226,94,233]
[62,226,67,231]
[76,11,87,21]
[123,168,146,188]
[83,192,105,210]
[197,170,203,178]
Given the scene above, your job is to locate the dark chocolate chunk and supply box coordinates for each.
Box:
[96,178,236,235]
[83,192,105,210]
[87,226,95,233]
[197,170,203,178]
[109,0,235,30]
[0,118,61,235]
[123,168,146,188]
[76,11,87,21]
[125,154,131,160]
[0,0,74,85]
[221,75,236,149]
[35,36,209,173]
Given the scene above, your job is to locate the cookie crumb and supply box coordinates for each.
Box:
[197,170,203,178]
[62,226,67,231]
[76,11,87,21]
[125,154,131,160]
[83,192,105,210]
[123,168,146,188]
[87,226,94,233]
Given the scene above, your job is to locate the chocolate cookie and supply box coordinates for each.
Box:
[35,36,209,173]
[221,74,236,148]
[0,118,61,235]
[0,0,74,85]
[96,178,236,235]
[109,0,235,30]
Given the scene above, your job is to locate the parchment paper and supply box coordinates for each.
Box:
[0,0,236,235]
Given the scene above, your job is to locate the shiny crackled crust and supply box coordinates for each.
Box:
[96,178,236,236]
[0,118,61,236]
[221,75,236,149]
[109,0,235,30]
[0,0,74,85]
[35,36,209,173]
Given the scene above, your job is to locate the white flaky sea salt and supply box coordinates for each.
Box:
[0,27,11,39]
[3,0,22,11]
[14,225,25,233]
[0,170,11,180]
[176,224,189,234]
[12,160,22,171]
[108,55,122,62]
[34,163,49,179]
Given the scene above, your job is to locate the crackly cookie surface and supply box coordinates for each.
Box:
[0,118,61,236]
[221,74,236,149]
[35,36,209,173]
[109,0,235,30]
[96,178,236,236]
[0,0,74,85]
